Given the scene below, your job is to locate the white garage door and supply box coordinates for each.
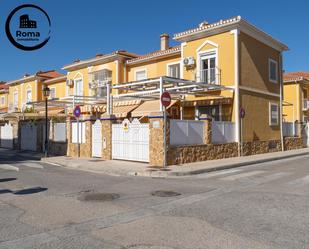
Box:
[1,123,13,149]
[21,123,37,151]
[112,119,149,162]
[92,120,102,157]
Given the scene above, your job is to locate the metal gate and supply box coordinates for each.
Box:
[92,120,102,157]
[302,123,309,147]
[112,119,149,162]
[21,123,37,151]
[0,123,13,149]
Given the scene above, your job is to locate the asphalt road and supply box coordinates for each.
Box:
[0,148,309,249]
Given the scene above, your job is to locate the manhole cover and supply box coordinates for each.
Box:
[151,190,181,197]
[78,193,120,202]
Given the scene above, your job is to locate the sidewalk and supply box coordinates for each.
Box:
[41,148,309,177]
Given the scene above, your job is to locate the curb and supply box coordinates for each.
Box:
[149,151,309,177]
[40,151,309,178]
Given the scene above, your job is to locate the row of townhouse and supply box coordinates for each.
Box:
[0,16,306,165]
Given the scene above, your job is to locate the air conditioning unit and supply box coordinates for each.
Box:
[183,56,195,68]
[66,79,74,87]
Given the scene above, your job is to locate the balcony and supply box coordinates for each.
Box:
[196,68,221,85]
[303,99,309,111]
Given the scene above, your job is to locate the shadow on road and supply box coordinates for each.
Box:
[0,148,43,165]
[0,178,17,182]
[0,187,47,195]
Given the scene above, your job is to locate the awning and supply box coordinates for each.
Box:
[131,100,178,117]
[113,104,140,118]
[38,108,65,115]
[183,97,233,107]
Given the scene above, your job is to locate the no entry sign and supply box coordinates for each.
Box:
[161,92,171,107]
[74,105,81,118]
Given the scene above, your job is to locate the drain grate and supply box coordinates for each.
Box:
[151,190,181,197]
[78,192,120,202]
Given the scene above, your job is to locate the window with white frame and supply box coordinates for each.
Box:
[167,63,180,78]
[1,96,5,105]
[269,58,278,83]
[74,78,83,96]
[135,69,147,81]
[269,103,279,126]
[13,91,18,108]
[91,69,112,97]
[199,51,217,84]
[26,89,32,103]
[49,88,56,99]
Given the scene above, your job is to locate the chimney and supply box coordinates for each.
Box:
[160,33,169,51]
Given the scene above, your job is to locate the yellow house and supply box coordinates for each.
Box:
[122,16,288,145]
[6,70,63,112]
[283,72,309,122]
[0,82,9,113]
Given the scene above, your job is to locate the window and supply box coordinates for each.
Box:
[74,78,83,96]
[197,105,220,121]
[1,96,5,105]
[269,58,278,83]
[91,69,111,98]
[269,103,279,126]
[303,88,308,99]
[49,88,56,99]
[135,69,147,81]
[26,89,32,103]
[200,52,217,84]
[13,92,18,108]
[167,63,180,78]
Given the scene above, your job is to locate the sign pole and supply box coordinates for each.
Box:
[77,117,80,158]
[163,105,167,167]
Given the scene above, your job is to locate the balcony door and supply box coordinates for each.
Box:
[74,78,83,96]
[200,52,216,84]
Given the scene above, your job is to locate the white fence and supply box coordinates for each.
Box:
[72,122,86,144]
[212,121,236,144]
[54,123,66,142]
[282,122,298,137]
[170,120,204,146]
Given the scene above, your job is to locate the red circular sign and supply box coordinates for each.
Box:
[161,92,171,107]
[74,105,81,118]
[240,107,245,119]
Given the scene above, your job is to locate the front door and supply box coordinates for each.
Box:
[92,120,102,157]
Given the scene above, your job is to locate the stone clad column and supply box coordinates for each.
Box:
[101,114,116,160]
[149,111,170,167]
[199,114,212,144]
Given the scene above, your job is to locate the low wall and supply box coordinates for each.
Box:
[168,143,238,165]
[242,140,282,156]
[49,141,67,156]
[284,137,303,151]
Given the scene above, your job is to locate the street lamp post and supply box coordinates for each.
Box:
[42,85,50,157]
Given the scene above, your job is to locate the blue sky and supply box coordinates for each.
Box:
[0,0,308,81]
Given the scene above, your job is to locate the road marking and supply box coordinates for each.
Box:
[0,164,19,171]
[288,175,309,187]
[220,170,265,181]
[197,169,243,178]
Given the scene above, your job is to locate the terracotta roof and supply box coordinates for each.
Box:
[36,70,64,79]
[0,82,8,90]
[127,46,181,65]
[283,72,309,82]
[63,50,139,70]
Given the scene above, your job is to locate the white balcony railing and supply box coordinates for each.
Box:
[303,99,309,110]
[196,68,220,85]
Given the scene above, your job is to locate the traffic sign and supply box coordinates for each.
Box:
[161,91,171,107]
[240,107,245,119]
[74,105,81,118]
